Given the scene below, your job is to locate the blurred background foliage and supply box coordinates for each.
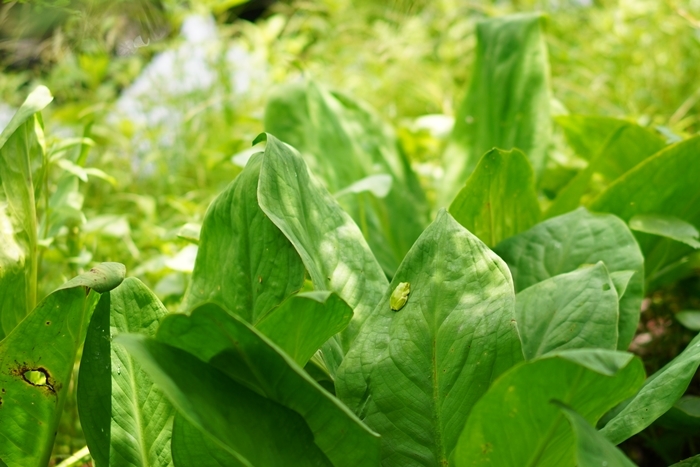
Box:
[2,0,700,464]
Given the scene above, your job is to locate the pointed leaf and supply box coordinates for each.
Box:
[256,291,353,366]
[156,303,380,467]
[517,262,620,359]
[78,278,175,467]
[495,207,644,350]
[0,263,124,466]
[553,401,637,467]
[256,133,388,353]
[264,80,428,276]
[441,13,551,205]
[117,335,332,467]
[452,350,645,467]
[337,209,522,466]
[449,147,540,247]
[182,152,305,321]
[600,333,700,444]
[629,214,700,249]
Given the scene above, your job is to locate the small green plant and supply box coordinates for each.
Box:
[1,12,700,467]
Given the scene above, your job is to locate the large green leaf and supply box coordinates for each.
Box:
[555,116,629,161]
[516,262,620,360]
[590,135,700,277]
[181,152,305,321]
[449,147,540,247]
[256,291,353,367]
[0,263,124,466]
[554,401,637,467]
[171,415,242,467]
[452,350,645,467]
[264,80,428,276]
[495,207,644,350]
[441,13,551,205]
[117,335,333,467]
[155,303,380,467]
[78,277,174,467]
[600,333,700,444]
[0,86,53,338]
[336,209,522,466]
[256,133,388,353]
[546,122,665,218]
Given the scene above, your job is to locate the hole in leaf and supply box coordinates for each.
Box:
[23,370,47,386]
[45,321,51,326]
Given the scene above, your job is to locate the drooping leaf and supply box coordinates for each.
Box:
[590,135,700,277]
[441,13,551,205]
[600,333,700,444]
[256,133,388,354]
[256,291,353,367]
[0,86,53,337]
[265,80,428,276]
[546,122,665,218]
[555,115,628,161]
[156,304,380,467]
[0,263,124,466]
[117,335,333,467]
[452,350,645,467]
[181,152,305,321]
[449,148,540,247]
[553,401,637,467]
[336,209,522,466]
[516,262,620,360]
[495,207,644,350]
[629,214,700,249]
[78,277,175,467]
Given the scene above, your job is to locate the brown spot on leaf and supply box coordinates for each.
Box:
[9,362,59,397]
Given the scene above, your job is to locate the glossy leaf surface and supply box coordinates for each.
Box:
[337,209,522,466]
[452,350,645,467]
[78,278,174,467]
[118,335,333,467]
[516,262,619,359]
[156,303,380,467]
[182,152,305,321]
[495,207,644,350]
[256,133,388,352]
[601,333,700,444]
[0,263,124,466]
[449,148,540,247]
[441,13,551,205]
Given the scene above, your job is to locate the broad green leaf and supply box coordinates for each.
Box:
[495,207,644,350]
[155,303,380,467]
[590,135,700,277]
[0,86,53,337]
[676,311,700,331]
[629,214,700,249]
[600,333,700,444]
[181,152,305,321]
[546,122,665,218]
[452,350,645,467]
[449,148,540,247]
[0,263,124,466]
[555,115,629,161]
[256,291,353,366]
[117,335,332,467]
[171,415,243,467]
[553,401,637,467]
[78,278,175,467]
[265,80,428,276]
[256,133,388,353]
[337,209,522,466]
[441,13,551,205]
[516,262,619,360]
[669,455,700,467]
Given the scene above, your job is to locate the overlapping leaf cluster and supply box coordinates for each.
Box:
[1,12,700,467]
